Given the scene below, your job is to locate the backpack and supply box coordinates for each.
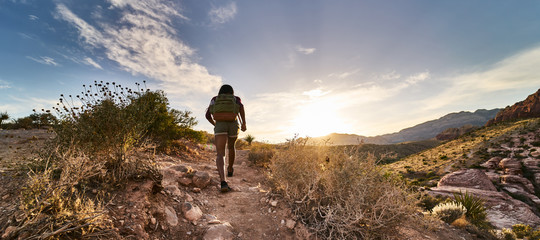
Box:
[209,94,240,122]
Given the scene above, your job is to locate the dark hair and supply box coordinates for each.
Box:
[218,84,234,94]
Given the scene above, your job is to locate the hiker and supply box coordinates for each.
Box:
[205,84,247,192]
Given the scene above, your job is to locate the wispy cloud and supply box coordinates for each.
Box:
[27,56,59,66]
[296,46,316,55]
[0,79,11,89]
[83,57,102,69]
[423,46,540,110]
[28,15,39,21]
[55,1,221,95]
[209,2,237,25]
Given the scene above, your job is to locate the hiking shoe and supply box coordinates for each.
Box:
[227,168,234,177]
[220,181,231,193]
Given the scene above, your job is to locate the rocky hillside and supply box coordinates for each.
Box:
[487,88,540,126]
[387,118,540,229]
[315,109,500,145]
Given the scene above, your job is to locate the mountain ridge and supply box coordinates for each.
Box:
[314,108,500,145]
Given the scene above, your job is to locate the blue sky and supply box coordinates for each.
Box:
[1,0,540,142]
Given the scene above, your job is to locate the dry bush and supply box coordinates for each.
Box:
[12,149,114,239]
[269,138,419,239]
[248,143,275,167]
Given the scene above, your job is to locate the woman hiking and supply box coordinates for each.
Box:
[205,84,247,192]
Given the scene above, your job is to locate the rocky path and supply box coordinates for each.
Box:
[161,149,297,240]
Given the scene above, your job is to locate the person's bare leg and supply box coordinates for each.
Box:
[215,134,228,182]
[227,137,237,173]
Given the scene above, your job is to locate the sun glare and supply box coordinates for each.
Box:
[288,99,351,138]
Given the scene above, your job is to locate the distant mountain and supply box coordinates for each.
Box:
[315,109,500,145]
[487,88,540,126]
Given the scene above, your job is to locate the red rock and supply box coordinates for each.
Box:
[487,88,540,126]
[437,169,497,191]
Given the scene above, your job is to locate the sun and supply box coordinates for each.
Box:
[287,100,351,137]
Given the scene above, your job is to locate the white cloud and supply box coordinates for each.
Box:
[209,2,237,24]
[28,15,39,21]
[55,1,222,95]
[27,56,59,66]
[328,69,361,79]
[423,46,540,110]
[296,46,316,55]
[406,71,430,84]
[84,57,103,69]
[0,79,11,89]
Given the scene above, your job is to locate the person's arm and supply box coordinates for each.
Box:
[205,107,215,126]
[239,105,246,131]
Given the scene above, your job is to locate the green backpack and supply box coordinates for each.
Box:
[210,94,240,122]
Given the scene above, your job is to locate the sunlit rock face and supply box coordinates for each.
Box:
[487,88,540,126]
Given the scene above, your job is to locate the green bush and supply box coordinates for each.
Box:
[512,224,532,239]
[269,138,418,239]
[431,202,467,224]
[52,82,197,181]
[453,191,487,226]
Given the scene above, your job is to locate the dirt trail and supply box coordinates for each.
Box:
[175,149,297,239]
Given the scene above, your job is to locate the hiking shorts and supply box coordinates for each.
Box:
[214,121,239,138]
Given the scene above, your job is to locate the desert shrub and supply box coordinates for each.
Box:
[11,112,58,129]
[52,81,194,182]
[269,138,418,239]
[530,229,540,240]
[453,191,488,226]
[234,139,248,150]
[248,143,275,166]
[244,134,255,146]
[512,224,532,239]
[499,228,517,240]
[417,193,447,212]
[431,202,467,224]
[14,149,113,239]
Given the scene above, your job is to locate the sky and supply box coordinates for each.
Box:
[1,0,540,142]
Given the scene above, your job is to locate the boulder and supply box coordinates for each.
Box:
[203,222,234,240]
[501,175,535,194]
[437,169,497,191]
[192,171,211,189]
[499,158,523,175]
[429,186,540,229]
[481,157,502,169]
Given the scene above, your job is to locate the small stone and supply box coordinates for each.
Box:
[91,189,98,194]
[165,206,178,226]
[286,219,296,229]
[208,219,221,224]
[193,171,211,189]
[204,222,234,240]
[186,194,194,202]
[182,202,203,222]
[150,217,157,225]
[270,201,278,207]
[281,219,285,225]
[192,187,201,193]
[268,208,272,213]
[179,177,193,186]
[119,220,125,226]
